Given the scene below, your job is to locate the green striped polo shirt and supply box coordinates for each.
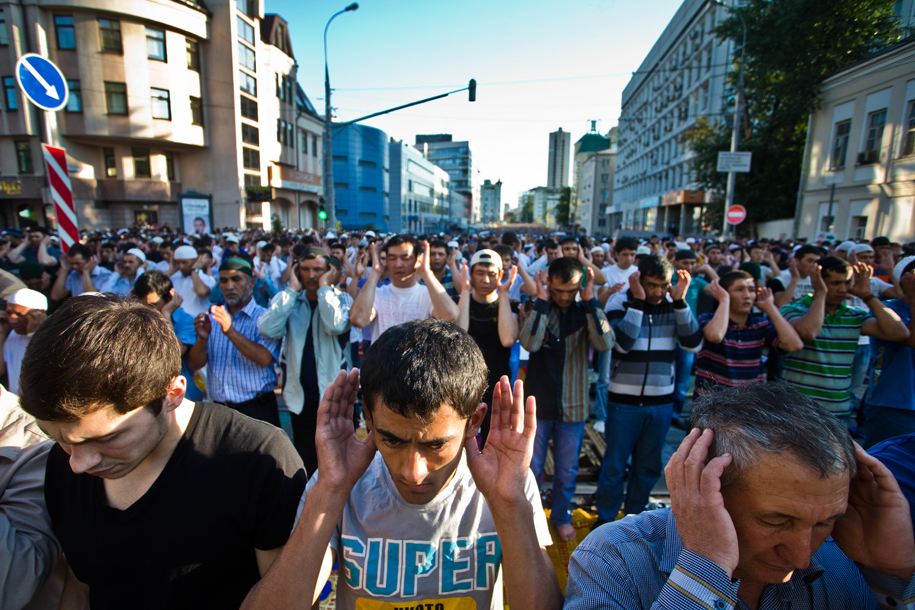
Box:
[780,295,872,417]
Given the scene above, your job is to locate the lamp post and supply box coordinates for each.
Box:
[712,0,746,240]
[323,3,358,233]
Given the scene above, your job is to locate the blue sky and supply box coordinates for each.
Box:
[266,0,684,208]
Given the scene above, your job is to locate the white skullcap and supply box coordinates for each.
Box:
[256,241,267,249]
[895,256,915,281]
[174,245,199,260]
[8,288,47,311]
[126,248,146,262]
[635,245,651,255]
[326,232,336,239]
[836,240,856,252]
[676,242,692,251]
[851,244,874,256]
[590,246,603,254]
[601,243,611,252]
[686,237,695,244]
[226,234,240,243]
[447,241,460,248]
[151,237,164,244]
[364,231,376,238]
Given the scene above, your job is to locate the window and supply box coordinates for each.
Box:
[301,130,307,154]
[337,209,347,216]
[15,141,32,174]
[99,18,122,53]
[242,123,259,145]
[190,96,203,125]
[287,123,293,148]
[240,95,257,120]
[903,102,915,157]
[334,182,348,189]
[150,88,171,120]
[239,70,256,96]
[312,135,318,157]
[3,77,16,110]
[0,12,7,47]
[237,42,255,71]
[132,148,151,178]
[359,160,376,168]
[831,120,851,168]
[332,155,347,162]
[146,28,166,61]
[820,215,834,233]
[359,186,377,193]
[236,0,255,18]
[66,80,81,112]
[54,16,74,49]
[103,147,116,177]
[852,216,868,240]
[186,39,200,71]
[277,119,283,143]
[237,16,255,44]
[165,152,175,180]
[864,110,887,154]
[601,173,610,182]
[135,210,158,225]
[242,147,260,170]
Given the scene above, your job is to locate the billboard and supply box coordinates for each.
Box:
[179,191,213,236]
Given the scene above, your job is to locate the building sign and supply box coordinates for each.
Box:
[662,190,706,206]
[178,190,213,236]
[0,178,22,196]
[269,165,321,193]
[717,152,752,173]
[639,196,661,209]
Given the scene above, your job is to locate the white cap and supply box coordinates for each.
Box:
[126,248,146,262]
[469,249,503,271]
[226,234,240,244]
[601,243,611,252]
[635,245,651,255]
[151,237,164,244]
[851,244,874,256]
[326,232,336,239]
[174,245,199,260]
[447,240,460,249]
[590,246,603,254]
[895,256,915,280]
[686,237,695,244]
[256,240,267,249]
[8,288,47,311]
[676,242,692,251]
[364,231,376,238]
[836,240,856,252]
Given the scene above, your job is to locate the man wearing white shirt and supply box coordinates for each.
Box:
[1,289,47,394]
[155,241,174,273]
[100,248,146,297]
[255,243,287,287]
[170,245,216,318]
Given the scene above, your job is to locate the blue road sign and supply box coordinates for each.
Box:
[15,54,68,112]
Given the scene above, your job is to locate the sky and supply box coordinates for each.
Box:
[265,0,684,209]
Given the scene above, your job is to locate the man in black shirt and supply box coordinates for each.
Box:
[18,294,306,609]
[456,249,520,446]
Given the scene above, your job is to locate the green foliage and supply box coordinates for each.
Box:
[554,187,572,228]
[685,0,901,233]
[521,194,534,223]
[364,223,376,231]
[270,212,283,234]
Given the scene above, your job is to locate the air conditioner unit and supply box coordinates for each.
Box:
[856,150,879,165]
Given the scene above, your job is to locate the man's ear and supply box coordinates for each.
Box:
[164,376,187,412]
[466,403,487,439]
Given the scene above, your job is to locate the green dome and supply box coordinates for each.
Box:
[575,133,610,153]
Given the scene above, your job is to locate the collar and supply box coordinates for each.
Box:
[799,293,849,317]
[232,297,259,319]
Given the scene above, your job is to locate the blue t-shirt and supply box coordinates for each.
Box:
[865,299,914,411]
[869,433,915,535]
[172,308,203,402]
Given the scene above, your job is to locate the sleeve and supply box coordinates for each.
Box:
[0,441,62,610]
[584,298,614,353]
[172,311,197,347]
[858,563,915,608]
[197,270,217,288]
[209,283,225,305]
[779,302,803,322]
[763,316,781,351]
[523,469,552,548]
[257,287,299,339]
[607,295,644,354]
[674,301,704,352]
[316,286,353,335]
[294,472,342,553]
[251,428,308,551]
[519,298,549,353]
[697,312,714,330]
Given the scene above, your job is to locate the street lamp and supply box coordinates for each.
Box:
[711,0,746,240]
[323,2,358,233]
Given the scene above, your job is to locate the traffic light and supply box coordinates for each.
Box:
[318,202,327,220]
[468,79,476,102]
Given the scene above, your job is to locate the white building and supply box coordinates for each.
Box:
[479,179,501,224]
[579,149,616,236]
[613,0,740,236]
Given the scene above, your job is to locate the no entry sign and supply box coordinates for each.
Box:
[726,204,747,225]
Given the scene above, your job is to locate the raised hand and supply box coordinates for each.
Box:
[788,256,800,280]
[877,249,896,273]
[461,262,471,296]
[666,429,739,575]
[831,443,915,581]
[579,266,596,301]
[607,281,626,296]
[415,240,432,280]
[318,265,338,288]
[59,254,72,273]
[370,241,385,276]
[287,262,303,292]
[810,264,827,294]
[193,255,206,271]
[314,369,377,494]
[83,255,98,276]
[354,251,367,278]
[708,278,729,302]
[534,270,549,301]
[669,269,692,302]
[0,311,10,338]
[499,265,517,297]
[24,309,47,334]
[209,305,232,333]
[755,287,775,311]
[162,289,182,317]
[629,271,646,300]
[194,312,212,341]
[849,262,874,299]
[465,377,536,507]
[901,272,915,302]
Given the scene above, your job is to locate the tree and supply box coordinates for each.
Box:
[554,187,572,228]
[684,0,900,233]
[270,212,283,234]
[521,194,534,223]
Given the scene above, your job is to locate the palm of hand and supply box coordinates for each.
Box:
[466,428,530,504]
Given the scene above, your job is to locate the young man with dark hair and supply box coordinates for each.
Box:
[595,254,703,524]
[259,247,353,476]
[695,270,803,394]
[20,295,306,608]
[527,240,560,275]
[773,244,823,307]
[523,257,614,541]
[242,320,562,610]
[349,236,459,340]
[50,243,112,302]
[426,239,462,298]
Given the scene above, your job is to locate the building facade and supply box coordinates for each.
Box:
[797,37,915,243]
[415,134,473,224]
[612,0,738,237]
[547,128,570,189]
[331,122,390,232]
[479,178,501,224]
[0,0,323,233]
[579,149,616,237]
[389,140,459,234]
[571,126,612,232]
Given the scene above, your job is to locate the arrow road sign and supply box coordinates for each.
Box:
[726,204,747,225]
[15,54,68,112]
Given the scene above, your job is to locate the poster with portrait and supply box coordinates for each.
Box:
[179,192,213,236]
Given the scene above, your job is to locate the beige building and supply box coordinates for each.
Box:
[579,148,615,237]
[797,37,915,242]
[0,0,323,233]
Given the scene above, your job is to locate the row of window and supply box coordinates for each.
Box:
[51,16,201,71]
[100,82,203,125]
[12,143,174,180]
[830,107,898,169]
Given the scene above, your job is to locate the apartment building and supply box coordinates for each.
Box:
[0,0,323,232]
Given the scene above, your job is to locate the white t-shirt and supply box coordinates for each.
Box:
[604,263,637,289]
[170,270,217,318]
[155,260,171,274]
[298,452,551,610]
[847,277,893,346]
[3,332,29,394]
[371,283,435,342]
[777,269,813,304]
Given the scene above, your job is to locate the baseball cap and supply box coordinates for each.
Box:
[635,245,651,255]
[469,249,503,271]
[364,231,377,238]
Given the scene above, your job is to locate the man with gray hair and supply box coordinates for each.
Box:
[565,382,915,610]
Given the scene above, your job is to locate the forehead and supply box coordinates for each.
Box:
[643,272,672,284]
[801,254,821,263]
[219,269,248,281]
[386,243,414,257]
[7,303,30,314]
[430,247,447,254]
[472,263,498,274]
[728,279,756,291]
[550,275,582,291]
[371,402,467,438]
[38,405,143,444]
[300,256,328,268]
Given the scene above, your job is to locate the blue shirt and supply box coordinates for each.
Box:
[564,507,915,610]
[865,299,915,412]
[172,308,202,402]
[869,433,915,535]
[206,298,281,404]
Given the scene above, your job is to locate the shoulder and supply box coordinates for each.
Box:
[571,509,671,577]
[193,403,298,462]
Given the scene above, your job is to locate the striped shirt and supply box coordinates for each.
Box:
[206,298,282,404]
[520,297,614,422]
[780,295,872,417]
[564,507,915,610]
[695,312,779,394]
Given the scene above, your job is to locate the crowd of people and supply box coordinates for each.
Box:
[0,221,914,609]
